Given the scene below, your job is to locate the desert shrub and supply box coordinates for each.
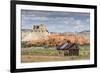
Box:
[21,42,28,48]
[79,45,90,56]
[21,49,63,56]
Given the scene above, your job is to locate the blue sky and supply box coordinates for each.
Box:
[21,10,90,33]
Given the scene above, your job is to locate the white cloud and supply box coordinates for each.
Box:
[74,20,85,29]
[86,18,90,22]
[22,15,49,21]
[64,17,74,25]
[64,17,85,29]
[32,17,48,20]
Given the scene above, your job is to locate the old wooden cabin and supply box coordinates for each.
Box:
[57,41,80,56]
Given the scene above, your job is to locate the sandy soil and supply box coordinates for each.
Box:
[21,55,90,63]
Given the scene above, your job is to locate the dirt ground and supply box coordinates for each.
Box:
[21,55,90,63]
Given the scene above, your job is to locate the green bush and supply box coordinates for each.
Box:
[21,49,62,56]
[21,45,90,56]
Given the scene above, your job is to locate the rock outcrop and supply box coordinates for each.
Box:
[22,24,90,46]
[22,24,49,42]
